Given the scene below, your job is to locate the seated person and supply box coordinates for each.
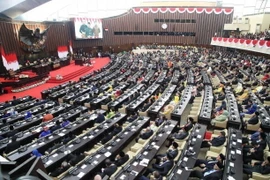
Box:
[211,110,229,125]
[114,151,129,166]
[214,83,224,94]
[139,171,163,180]
[215,101,226,112]
[24,111,32,120]
[141,100,152,112]
[243,156,270,177]
[46,142,63,154]
[126,112,138,123]
[143,153,174,176]
[4,136,20,154]
[43,111,54,122]
[242,127,264,144]
[178,117,194,132]
[31,149,43,157]
[155,115,166,126]
[194,153,225,171]
[173,93,180,103]
[61,119,70,127]
[201,131,226,148]
[39,126,51,138]
[149,121,159,132]
[101,123,122,144]
[95,112,105,123]
[66,152,85,166]
[62,132,76,144]
[240,100,257,117]
[136,126,153,142]
[50,120,62,132]
[106,109,115,119]
[167,127,189,147]
[6,125,18,138]
[156,142,179,163]
[243,141,264,164]
[244,111,260,127]
[50,161,70,177]
[98,159,117,178]
[190,162,224,180]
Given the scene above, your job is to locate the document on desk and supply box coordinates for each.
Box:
[153,145,160,150]
[236,149,241,155]
[139,158,149,167]
[39,142,45,146]
[45,160,53,165]
[58,133,65,137]
[228,176,235,180]
[52,154,58,158]
[81,164,87,169]
[177,169,182,174]
[104,152,112,157]
[133,161,139,166]
[143,151,148,156]
[77,172,85,178]
[120,175,126,180]
[130,170,138,176]
[230,162,234,167]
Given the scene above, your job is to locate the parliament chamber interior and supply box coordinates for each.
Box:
[0,0,270,180]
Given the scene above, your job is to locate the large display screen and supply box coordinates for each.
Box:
[74,18,103,39]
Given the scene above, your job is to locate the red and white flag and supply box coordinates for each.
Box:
[57,46,68,58]
[1,46,20,71]
[69,40,73,54]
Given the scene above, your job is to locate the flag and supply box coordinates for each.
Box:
[57,46,68,58]
[1,46,20,71]
[69,40,73,54]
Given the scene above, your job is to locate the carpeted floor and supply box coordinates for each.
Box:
[0,57,110,102]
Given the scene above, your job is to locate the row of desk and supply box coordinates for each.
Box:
[250,92,270,132]
[171,85,193,121]
[198,85,213,125]
[62,116,150,180]
[148,84,177,118]
[127,83,160,113]
[169,124,207,180]
[43,111,123,172]
[6,106,89,163]
[109,84,145,111]
[115,120,178,180]
[225,88,242,129]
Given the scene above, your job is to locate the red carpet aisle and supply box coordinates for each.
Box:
[0,57,110,102]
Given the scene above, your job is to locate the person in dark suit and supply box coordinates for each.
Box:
[114,151,129,166]
[201,131,226,148]
[101,123,123,144]
[67,153,85,166]
[139,171,163,180]
[246,111,259,125]
[190,162,224,180]
[50,161,70,177]
[62,132,76,144]
[50,120,62,133]
[178,117,194,132]
[136,127,154,142]
[4,136,20,154]
[243,141,265,163]
[144,153,174,176]
[95,112,105,123]
[194,153,225,171]
[167,126,189,147]
[6,125,18,138]
[12,96,19,106]
[100,159,117,178]
[155,142,179,164]
[126,112,138,123]
[243,156,270,177]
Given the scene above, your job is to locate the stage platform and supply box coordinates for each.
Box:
[47,61,93,83]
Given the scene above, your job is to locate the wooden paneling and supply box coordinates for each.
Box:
[0,8,232,56]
